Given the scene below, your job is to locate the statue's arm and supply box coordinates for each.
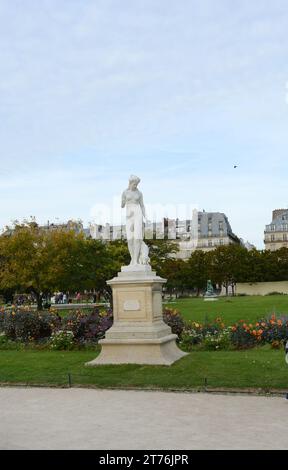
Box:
[121,191,126,208]
[139,192,146,219]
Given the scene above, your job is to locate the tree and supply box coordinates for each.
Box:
[160,258,187,297]
[146,239,179,276]
[185,250,209,296]
[208,245,250,295]
[0,222,54,309]
[0,222,111,309]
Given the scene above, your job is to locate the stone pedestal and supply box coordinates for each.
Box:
[86,265,187,366]
[204,295,219,302]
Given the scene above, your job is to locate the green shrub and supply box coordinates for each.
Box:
[50,330,74,350]
[180,328,203,351]
[266,292,285,296]
[0,332,8,346]
[202,329,231,351]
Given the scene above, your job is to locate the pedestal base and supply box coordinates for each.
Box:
[85,334,187,366]
[85,267,188,366]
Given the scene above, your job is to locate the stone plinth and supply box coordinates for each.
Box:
[204,296,219,302]
[86,266,187,366]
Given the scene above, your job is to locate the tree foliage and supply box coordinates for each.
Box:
[1,220,288,304]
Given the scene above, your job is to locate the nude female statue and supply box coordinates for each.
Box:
[121,175,150,266]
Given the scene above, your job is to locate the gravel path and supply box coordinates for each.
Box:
[0,387,287,450]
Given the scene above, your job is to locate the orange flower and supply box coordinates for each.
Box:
[252,330,257,336]
[232,326,237,332]
[261,322,266,327]
[256,322,259,327]
[277,320,282,326]
[258,329,263,335]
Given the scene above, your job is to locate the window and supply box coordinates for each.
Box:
[208,240,213,247]
[220,239,224,245]
[271,234,275,241]
[271,225,276,231]
[283,234,287,241]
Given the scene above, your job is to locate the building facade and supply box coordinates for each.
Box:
[89,211,241,260]
[174,211,240,259]
[264,209,288,251]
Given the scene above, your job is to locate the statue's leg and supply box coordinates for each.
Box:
[128,240,135,264]
[133,239,141,265]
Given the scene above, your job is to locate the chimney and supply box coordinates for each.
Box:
[272,209,287,220]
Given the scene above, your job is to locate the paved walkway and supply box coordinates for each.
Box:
[0,387,287,450]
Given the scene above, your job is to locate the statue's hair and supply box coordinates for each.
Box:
[129,175,140,185]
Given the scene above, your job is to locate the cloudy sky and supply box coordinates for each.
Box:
[0,0,288,248]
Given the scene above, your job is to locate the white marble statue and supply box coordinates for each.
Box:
[121,175,150,266]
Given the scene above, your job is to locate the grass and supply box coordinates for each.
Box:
[164,295,288,325]
[0,346,287,391]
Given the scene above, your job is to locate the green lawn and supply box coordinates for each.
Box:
[164,295,288,325]
[0,346,287,391]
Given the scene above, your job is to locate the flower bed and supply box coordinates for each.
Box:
[0,306,287,352]
[180,314,288,351]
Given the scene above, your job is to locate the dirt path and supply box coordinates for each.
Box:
[0,387,287,450]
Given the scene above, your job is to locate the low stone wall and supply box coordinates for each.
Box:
[235,281,288,296]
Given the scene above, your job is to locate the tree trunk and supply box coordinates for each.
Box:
[35,292,43,311]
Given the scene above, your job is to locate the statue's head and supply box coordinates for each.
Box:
[129,175,140,190]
